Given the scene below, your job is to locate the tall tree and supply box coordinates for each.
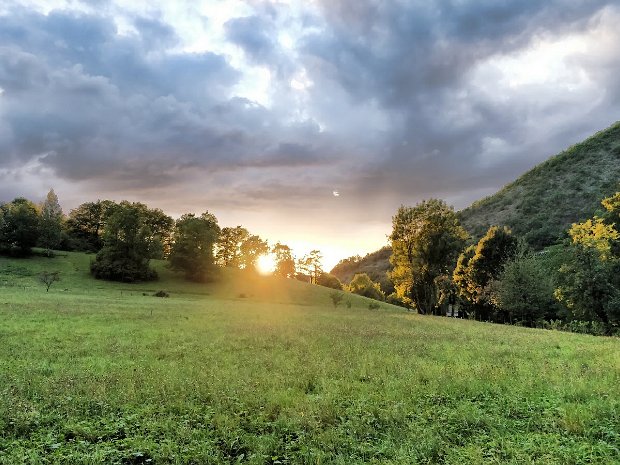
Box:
[0,197,41,256]
[272,242,296,278]
[239,234,269,271]
[389,199,467,314]
[555,204,620,327]
[90,201,157,282]
[298,250,323,284]
[39,189,64,256]
[453,226,519,320]
[169,212,220,282]
[216,226,249,267]
[66,200,116,251]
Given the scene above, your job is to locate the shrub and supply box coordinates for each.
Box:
[153,290,169,298]
[329,291,344,308]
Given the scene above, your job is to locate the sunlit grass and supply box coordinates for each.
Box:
[0,252,619,464]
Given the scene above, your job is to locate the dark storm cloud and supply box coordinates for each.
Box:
[0,7,332,197]
[1,0,619,219]
[296,0,620,207]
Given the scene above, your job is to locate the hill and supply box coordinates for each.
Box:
[330,246,393,293]
[459,121,620,247]
[333,121,620,283]
[1,251,619,463]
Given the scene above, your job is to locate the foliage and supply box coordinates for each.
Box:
[38,271,60,292]
[239,234,269,271]
[272,242,296,278]
[347,273,385,301]
[453,226,518,319]
[555,244,620,327]
[459,121,620,248]
[330,247,394,294]
[90,202,157,282]
[0,197,41,256]
[65,200,116,252]
[216,226,249,267]
[38,189,64,256]
[297,250,323,284]
[329,291,344,307]
[390,199,467,314]
[316,272,343,290]
[553,196,620,328]
[169,212,220,282]
[494,254,558,326]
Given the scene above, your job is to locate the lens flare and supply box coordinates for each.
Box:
[256,254,276,275]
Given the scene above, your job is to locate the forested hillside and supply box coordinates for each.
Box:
[330,246,393,293]
[459,121,620,248]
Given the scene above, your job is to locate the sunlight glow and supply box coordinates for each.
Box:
[256,253,276,275]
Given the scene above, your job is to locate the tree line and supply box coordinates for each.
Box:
[386,193,620,335]
[0,191,335,286]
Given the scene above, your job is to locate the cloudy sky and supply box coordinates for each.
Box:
[1,0,619,269]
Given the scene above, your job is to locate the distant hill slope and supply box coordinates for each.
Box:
[332,121,620,282]
[330,246,393,294]
[458,121,620,248]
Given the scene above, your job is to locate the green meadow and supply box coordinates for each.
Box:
[0,252,619,464]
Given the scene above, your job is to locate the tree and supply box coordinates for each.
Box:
[453,226,518,320]
[347,273,385,301]
[240,234,269,271]
[554,214,620,327]
[494,254,557,326]
[169,212,220,282]
[90,201,157,282]
[39,189,64,256]
[316,272,343,290]
[389,199,467,314]
[298,250,323,283]
[272,242,296,278]
[39,271,60,292]
[132,203,174,259]
[0,197,41,256]
[216,226,249,267]
[66,200,116,251]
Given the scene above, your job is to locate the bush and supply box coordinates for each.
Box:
[317,273,343,290]
[329,291,344,308]
[347,273,385,301]
[153,290,169,298]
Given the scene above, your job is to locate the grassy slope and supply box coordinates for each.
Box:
[1,252,619,464]
[458,121,620,246]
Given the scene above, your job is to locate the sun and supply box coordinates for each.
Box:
[256,254,276,275]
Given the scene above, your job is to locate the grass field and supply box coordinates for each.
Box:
[0,252,619,464]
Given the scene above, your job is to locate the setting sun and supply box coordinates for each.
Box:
[256,254,276,275]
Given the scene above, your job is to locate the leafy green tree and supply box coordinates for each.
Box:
[90,202,157,282]
[453,226,518,320]
[347,273,385,301]
[66,200,116,251]
[494,254,558,326]
[240,234,269,271]
[169,212,220,282]
[216,226,249,267]
[316,272,343,290]
[272,242,296,278]
[39,189,64,256]
[555,212,620,327]
[389,199,467,314]
[131,204,174,259]
[0,197,41,256]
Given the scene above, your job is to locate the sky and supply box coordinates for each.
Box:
[1,0,619,270]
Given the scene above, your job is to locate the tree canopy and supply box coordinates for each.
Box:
[169,212,220,282]
[389,199,467,314]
